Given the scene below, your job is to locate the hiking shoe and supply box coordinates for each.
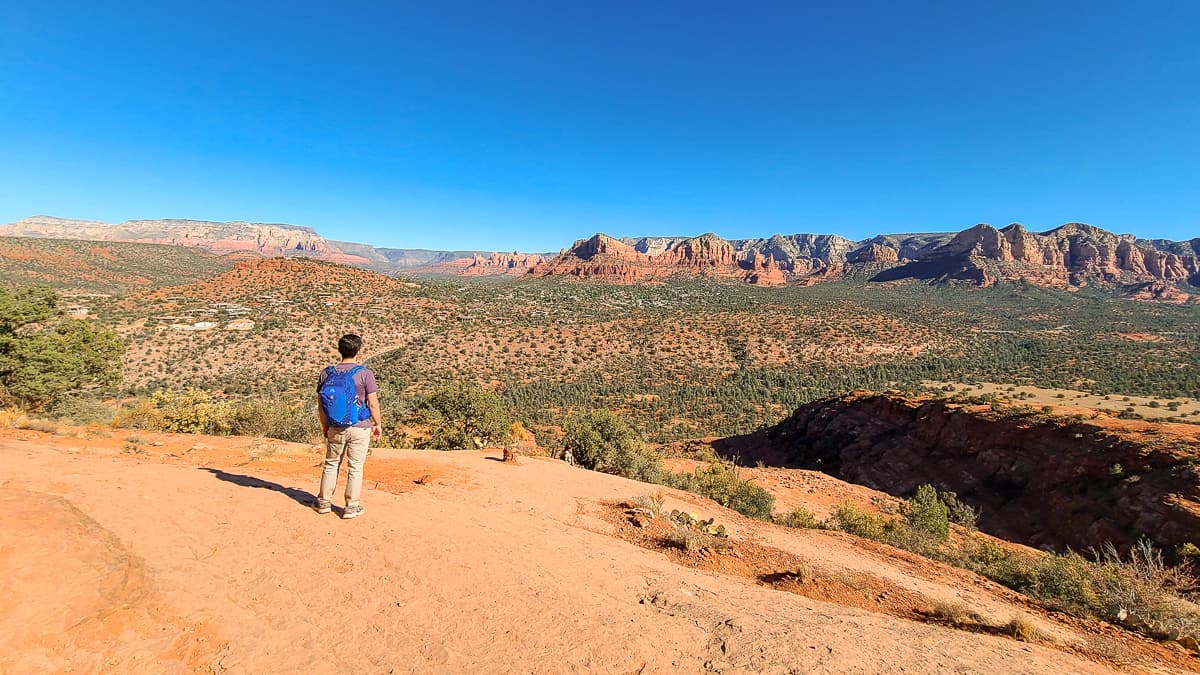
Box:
[342,504,364,520]
[313,498,332,514]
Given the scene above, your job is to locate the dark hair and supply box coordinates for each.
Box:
[337,334,363,358]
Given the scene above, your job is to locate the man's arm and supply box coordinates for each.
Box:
[366,391,382,439]
[318,395,329,436]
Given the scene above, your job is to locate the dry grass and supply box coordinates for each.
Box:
[633,491,665,518]
[665,523,728,554]
[1005,615,1040,642]
[927,600,986,627]
[14,417,59,433]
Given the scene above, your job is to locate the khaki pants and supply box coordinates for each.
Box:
[318,426,371,507]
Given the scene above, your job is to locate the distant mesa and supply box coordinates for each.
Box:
[3,214,1197,299]
[0,216,505,274]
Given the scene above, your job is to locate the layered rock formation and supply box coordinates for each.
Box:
[870,223,1200,290]
[725,392,1200,557]
[846,243,899,264]
[535,233,785,284]
[731,233,857,273]
[535,223,1200,292]
[456,252,548,276]
[1139,237,1200,258]
[744,250,786,286]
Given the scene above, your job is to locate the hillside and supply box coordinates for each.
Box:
[110,257,453,393]
[3,425,1190,673]
[0,236,234,294]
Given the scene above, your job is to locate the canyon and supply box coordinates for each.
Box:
[714,392,1200,558]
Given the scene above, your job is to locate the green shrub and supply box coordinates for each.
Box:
[416,381,511,450]
[907,484,950,540]
[1032,552,1100,611]
[832,502,886,540]
[956,538,1039,591]
[663,464,774,520]
[563,409,663,482]
[229,399,320,443]
[938,490,978,530]
[778,507,821,529]
[47,394,115,425]
[0,287,123,411]
[149,389,235,435]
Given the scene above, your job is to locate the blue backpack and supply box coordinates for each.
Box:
[319,365,370,427]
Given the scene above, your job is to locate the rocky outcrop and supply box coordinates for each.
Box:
[847,243,899,264]
[732,234,857,273]
[1138,238,1200,258]
[1122,281,1199,304]
[729,393,1200,557]
[744,250,787,286]
[852,233,955,261]
[660,234,738,268]
[536,233,793,285]
[620,236,690,256]
[871,223,1200,292]
[571,234,645,261]
[458,252,547,276]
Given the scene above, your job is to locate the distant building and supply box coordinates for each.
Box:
[190,321,217,331]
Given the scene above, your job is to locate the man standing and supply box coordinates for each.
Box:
[315,334,382,520]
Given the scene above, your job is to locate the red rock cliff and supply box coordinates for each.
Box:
[728,393,1200,557]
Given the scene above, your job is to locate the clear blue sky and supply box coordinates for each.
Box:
[1,1,1197,251]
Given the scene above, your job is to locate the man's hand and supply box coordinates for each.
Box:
[371,423,382,440]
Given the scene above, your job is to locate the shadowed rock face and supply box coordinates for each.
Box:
[1139,238,1200,258]
[870,223,1200,289]
[722,393,1200,557]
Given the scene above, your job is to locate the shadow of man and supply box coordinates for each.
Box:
[199,467,319,510]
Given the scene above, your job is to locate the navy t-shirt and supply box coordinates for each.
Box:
[317,363,379,428]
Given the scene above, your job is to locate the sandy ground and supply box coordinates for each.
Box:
[1,427,1192,674]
